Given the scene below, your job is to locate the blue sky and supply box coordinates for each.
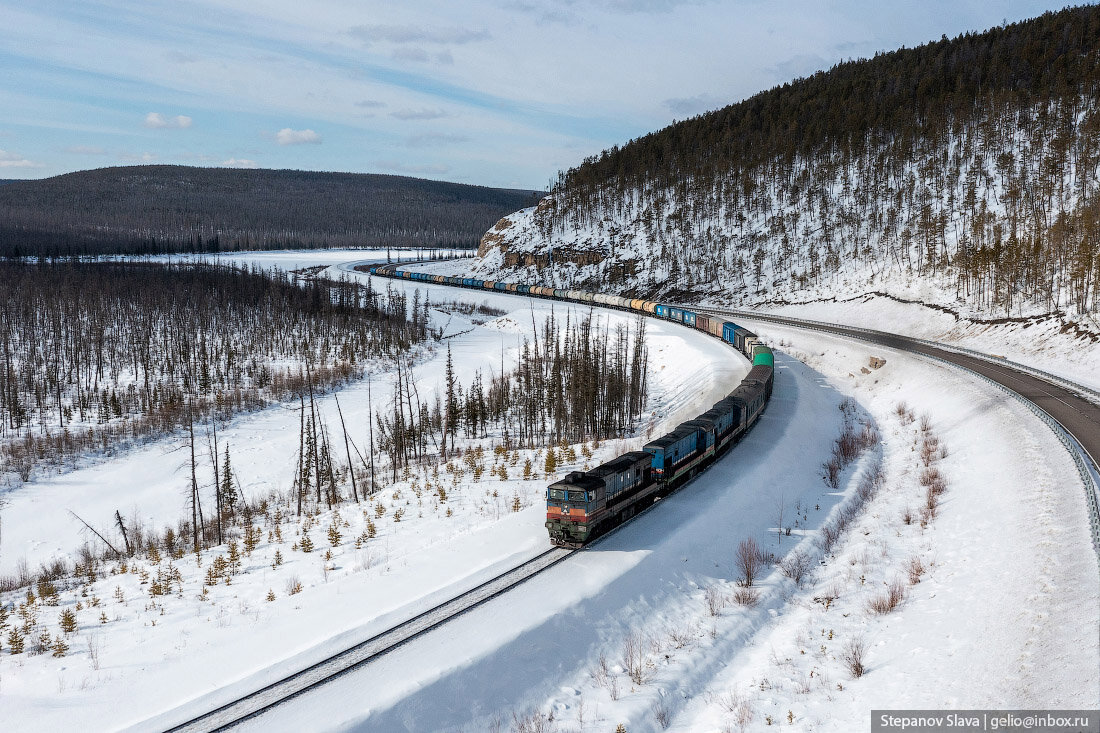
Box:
[0,1,1074,189]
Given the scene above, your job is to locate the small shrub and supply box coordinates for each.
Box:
[735,537,765,587]
[621,632,651,685]
[732,587,760,607]
[705,585,725,616]
[868,579,906,614]
[843,636,866,677]
[822,456,842,489]
[653,702,671,730]
[285,576,303,596]
[907,557,925,584]
[780,550,811,587]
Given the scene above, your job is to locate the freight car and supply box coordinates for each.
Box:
[366,263,774,547]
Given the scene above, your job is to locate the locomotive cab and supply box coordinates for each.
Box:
[546,473,600,546]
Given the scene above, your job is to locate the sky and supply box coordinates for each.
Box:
[0,0,1077,189]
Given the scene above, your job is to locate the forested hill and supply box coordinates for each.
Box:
[476,6,1100,318]
[0,166,541,257]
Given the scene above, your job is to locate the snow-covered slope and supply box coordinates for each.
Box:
[231,310,1098,732]
[0,255,744,730]
[473,81,1100,388]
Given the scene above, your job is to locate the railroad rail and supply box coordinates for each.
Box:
[157,282,1100,730]
[158,547,574,732]
[698,306,1100,566]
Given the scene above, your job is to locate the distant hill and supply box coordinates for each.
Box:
[0,166,542,257]
[477,6,1100,317]
[0,179,18,186]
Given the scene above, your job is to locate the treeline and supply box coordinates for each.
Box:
[527,6,1100,314]
[0,261,430,482]
[0,166,541,258]
[373,310,649,478]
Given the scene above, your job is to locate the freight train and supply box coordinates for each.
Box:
[367,264,774,548]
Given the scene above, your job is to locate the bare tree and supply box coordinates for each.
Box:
[735,537,764,587]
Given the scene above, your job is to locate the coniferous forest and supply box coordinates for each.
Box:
[484,6,1100,316]
[371,309,649,481]
[0,261,430,481]
[0,166,541,258]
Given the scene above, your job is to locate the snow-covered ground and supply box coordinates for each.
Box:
[227,315,1099,732]
[138,246,470,272]
[0,253,743,730]
[2,252,1095,732]
[183,311,1094,732]
[733,295,1100,395]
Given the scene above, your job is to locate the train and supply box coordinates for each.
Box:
[366,263,774,548]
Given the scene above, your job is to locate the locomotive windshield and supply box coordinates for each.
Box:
[548,489,566,501]
[569,491,587,503]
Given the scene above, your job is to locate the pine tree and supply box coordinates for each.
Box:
[59,608,78,634]
[266,589,276,602]
[300,533,314,553]
[327,522,342,547]
[544,448,558,477]
[227,541,241,574]
[221,443,237,514]
[52,636,69,657]
[7,626,24,654]
[442,345,458,458]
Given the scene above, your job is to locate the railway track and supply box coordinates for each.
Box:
[160,283,1099,731]
[699,306,1100,557]
[161,547,574,732]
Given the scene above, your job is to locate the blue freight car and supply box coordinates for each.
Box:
[722,321,739,345]
[643,425,702,480]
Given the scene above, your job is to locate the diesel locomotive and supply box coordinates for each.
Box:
[366,264,774,548]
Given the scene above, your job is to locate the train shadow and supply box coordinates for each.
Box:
[343,351,869,732]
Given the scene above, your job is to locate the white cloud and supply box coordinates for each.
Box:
[64,145,106,155]
[391,107,448,120]
[222,158,259,168]
[391,46,430,63]
[275,128,322,145]
[0,149,40,168]
[405,132,468,147]
[120,151,157,162]
[663,93,729,117]
[375,159,451,175]
[144,112,193,129]
[348,24,490,45]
